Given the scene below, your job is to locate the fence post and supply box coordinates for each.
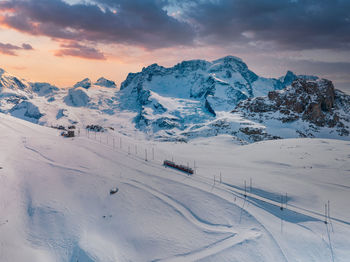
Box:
[280,194,284,210]
[250,178,252,193]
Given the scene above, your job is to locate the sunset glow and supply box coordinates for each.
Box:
[0,0,349,91]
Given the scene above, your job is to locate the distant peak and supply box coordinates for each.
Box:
[95,77,116,88]
[142,63,160,71]
[282,71,297,85]
[212,55,244,64]
[74,78,92,89]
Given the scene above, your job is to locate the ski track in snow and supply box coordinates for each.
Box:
[124,179,261,261]
[22,141,87,175]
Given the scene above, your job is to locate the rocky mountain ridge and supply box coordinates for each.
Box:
[0,55,349,143]
[233,78,350,138]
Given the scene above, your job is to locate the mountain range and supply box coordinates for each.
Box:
[1,56,349,143]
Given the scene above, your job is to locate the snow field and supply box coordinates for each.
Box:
[1,113,350,261]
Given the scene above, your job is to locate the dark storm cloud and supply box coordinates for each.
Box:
[55,42,106,60]
[0,0,194,49]
[0,0,349,51]
[178,0,350,50]
[0,42,33,55]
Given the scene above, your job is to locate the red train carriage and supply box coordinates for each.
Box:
[163,160,194,175]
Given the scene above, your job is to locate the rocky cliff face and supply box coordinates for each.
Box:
[234,78,350,137]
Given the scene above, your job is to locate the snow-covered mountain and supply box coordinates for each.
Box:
[118,56,329,140]
[0,55,349,142]
[0,69,121,127]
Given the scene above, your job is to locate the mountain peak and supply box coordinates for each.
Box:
[74,78,91,89]
[212,55,244,64]
[95,77,116,88]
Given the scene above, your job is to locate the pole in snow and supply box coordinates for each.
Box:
[128,146,130,155]
[145,149,148,161]
[244,180,247,198]
[135,145,137,155]
[324,203,328,224]
[250,178,252,193]
[220,172,222,184]
[328,200,334,232]
[152,148,154,160]
[280,194,284,210]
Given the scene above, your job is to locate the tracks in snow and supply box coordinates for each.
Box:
[124,179,261,261]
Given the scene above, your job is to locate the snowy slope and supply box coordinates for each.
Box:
[1,113,350,261]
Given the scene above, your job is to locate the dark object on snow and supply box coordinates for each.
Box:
[51,125,66,130]
[61,130,75,137]
[86,124,105,132]
[110,187,119,195]
[163,160,194,175]
[68,125,76,129]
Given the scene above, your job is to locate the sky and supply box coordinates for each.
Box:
[0,0,349,92]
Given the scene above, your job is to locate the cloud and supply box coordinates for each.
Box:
[0,0,349,55]
[55,42,106,60]
[176,0,350,51]
[0,0,195,49]
[0,41,33,55]
[22,43,33,50]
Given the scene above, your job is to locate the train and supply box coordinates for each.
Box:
[163,160,194,175]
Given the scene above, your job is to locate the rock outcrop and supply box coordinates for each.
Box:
[234,78,350,136]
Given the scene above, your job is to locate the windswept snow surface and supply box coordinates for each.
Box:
[1,113,350,261]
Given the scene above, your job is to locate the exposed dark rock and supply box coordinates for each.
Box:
[234,78,350,138]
